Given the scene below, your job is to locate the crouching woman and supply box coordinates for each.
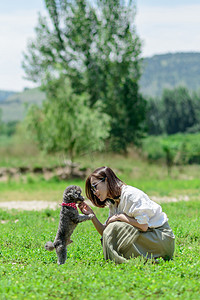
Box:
[79,166,175,264]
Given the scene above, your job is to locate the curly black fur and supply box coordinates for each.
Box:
[45,185,94,265]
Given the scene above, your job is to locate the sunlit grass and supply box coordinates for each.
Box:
[0,175,200,203]
[0,135,200,298]
[0,201,200,299]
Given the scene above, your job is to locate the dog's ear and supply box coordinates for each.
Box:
[63,185,83,203]
[74,186,83,197]
[74,185,82,194]
[63,185,73,202]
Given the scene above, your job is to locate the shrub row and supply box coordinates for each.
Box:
[142,133,200,164]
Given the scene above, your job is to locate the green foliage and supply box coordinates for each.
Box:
[0,110,17,139]
[0,109,3,133]
[162,87,196,135]
[146,86,200,135]
[0,133,61,168]
[143,133,200,165]
[0,121,19,136]
[0,200,200,299]
[22,0,146,151]
[25,77,110,162]
[146,97,164,135]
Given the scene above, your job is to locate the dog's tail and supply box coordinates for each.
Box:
[45,241,55,251]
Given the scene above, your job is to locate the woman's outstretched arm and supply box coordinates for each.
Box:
[78,202,106,235]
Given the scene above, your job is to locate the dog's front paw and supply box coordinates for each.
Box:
[88,213,95,219]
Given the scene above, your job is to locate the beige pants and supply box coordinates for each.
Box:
[102,221,175,264]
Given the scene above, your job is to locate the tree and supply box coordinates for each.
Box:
[146,97,165,135]
[0,109,4,135]
[162,87,196,134]
[187,91,200,133]
[25,77,110,166]
[22,0,146,151]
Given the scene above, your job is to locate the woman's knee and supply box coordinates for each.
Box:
[104,221,121,233]
[103,221,127,238]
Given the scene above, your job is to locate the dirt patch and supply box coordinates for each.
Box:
[151,195,190,203]
[0,201,59,211]
[0,197,190,211]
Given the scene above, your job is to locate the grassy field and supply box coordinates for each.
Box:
[0,200,200,299]
[0,135,200,299]
[1,134,200,202]
[0,175,200,203]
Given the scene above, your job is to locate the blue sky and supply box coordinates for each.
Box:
[0,0,200,91]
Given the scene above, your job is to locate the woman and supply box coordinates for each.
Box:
[79,166,175,264]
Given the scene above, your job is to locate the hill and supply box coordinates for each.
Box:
[0,88,45,122]
[139,52,200,97]
[0,90,16,102]
[1,52,200,122]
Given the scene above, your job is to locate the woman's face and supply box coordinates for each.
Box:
[90,176,109,202]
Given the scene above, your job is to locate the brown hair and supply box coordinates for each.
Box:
[85,166,124,208]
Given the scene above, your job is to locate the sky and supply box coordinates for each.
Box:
[0,0,200,92]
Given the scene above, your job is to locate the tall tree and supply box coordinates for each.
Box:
[162,87,196,134]
[23,0,146,151]
[25,76,110,165]
[146,97,165,135]
[188,91,200,133]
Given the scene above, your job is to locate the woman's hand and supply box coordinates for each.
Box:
[106,213,148,232]
[106,214,123,226]
[78,201,95,216]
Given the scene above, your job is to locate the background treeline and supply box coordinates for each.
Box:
[145,86,200,168]
[143,133,200,169]
[0,119,18,136]
[147,86,200,135]
[1,0,200,168]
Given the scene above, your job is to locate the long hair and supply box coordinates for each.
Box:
[85,166,124,208]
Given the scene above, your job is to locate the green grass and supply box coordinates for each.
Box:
[0,133,200,298]
[0,178,84,202]
[0,134,61,168]
[1,134,199,203]
[0,201,200,299]
[0,176,199,202]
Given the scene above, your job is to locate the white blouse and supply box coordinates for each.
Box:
[108,185,168,228]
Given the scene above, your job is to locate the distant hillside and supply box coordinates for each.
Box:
[1,52,200,122]
[139,52,200,97]
[0,88,45,122]
[0,90,16,102]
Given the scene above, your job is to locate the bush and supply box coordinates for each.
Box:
[142,133,200,165]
